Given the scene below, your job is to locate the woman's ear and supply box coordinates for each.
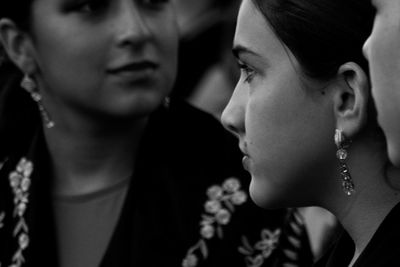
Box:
[331,62,370,138]
[0,18,36,74]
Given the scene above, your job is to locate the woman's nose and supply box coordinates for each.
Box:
[221,87,246,138]
[115,2,151,47]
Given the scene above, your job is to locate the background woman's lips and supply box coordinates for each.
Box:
[107,61,159,82]
[107,61,158,74]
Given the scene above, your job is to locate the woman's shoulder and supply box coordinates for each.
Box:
[316,202,400,267]
[355,202,400,266]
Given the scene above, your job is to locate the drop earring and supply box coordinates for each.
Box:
[334,129,355,196]
[21,74,55,129]
[163,96,171,108]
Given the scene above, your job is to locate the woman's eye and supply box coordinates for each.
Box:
[237,62,255,83]
[141,0,169,8]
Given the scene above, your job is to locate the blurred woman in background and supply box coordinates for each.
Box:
[0,0,311,266]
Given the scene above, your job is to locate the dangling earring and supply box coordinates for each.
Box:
[163,96,170,108]
[334,129,355,196]
[21,74,55,129]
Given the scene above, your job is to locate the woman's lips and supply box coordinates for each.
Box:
[107,61,158,80]
[107,61,158,74]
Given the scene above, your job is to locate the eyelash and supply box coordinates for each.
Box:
[237,62,255,83]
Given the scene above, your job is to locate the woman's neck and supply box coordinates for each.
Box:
[44,116,149,197]
[325,142,400,265]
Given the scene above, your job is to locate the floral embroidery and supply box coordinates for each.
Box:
[0,159,7,267]
[182,177,248,267]
[9,158,33,267]
[238,228,281,267]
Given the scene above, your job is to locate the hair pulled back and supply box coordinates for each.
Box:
[252,0,382,138]
[251,0,374,80]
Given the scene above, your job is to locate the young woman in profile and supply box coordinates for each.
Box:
[222,0,400,266]
[0,0,312,266]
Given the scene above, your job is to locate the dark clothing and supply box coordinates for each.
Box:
[0,100,312,267]
[314,202,400,267]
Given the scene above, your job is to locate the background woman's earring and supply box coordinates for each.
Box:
[163,96,170,108]
[334,129,355,196]
[21,74,55,129]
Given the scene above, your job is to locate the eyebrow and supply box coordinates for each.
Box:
[232,44,260,59]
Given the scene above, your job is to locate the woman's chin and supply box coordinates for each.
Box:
[249,178,284,210]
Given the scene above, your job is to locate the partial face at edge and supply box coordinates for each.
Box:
[221,0,336,209]
[363,0,400,166]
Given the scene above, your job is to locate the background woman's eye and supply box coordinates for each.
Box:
[76,0,109,14]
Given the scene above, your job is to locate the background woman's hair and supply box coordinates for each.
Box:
[251,0,382,140]
[0,0,38,159]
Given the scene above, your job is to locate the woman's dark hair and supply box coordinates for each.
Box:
[251,0,374,80]
[252,0,383,140]
[0,0,38,158]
